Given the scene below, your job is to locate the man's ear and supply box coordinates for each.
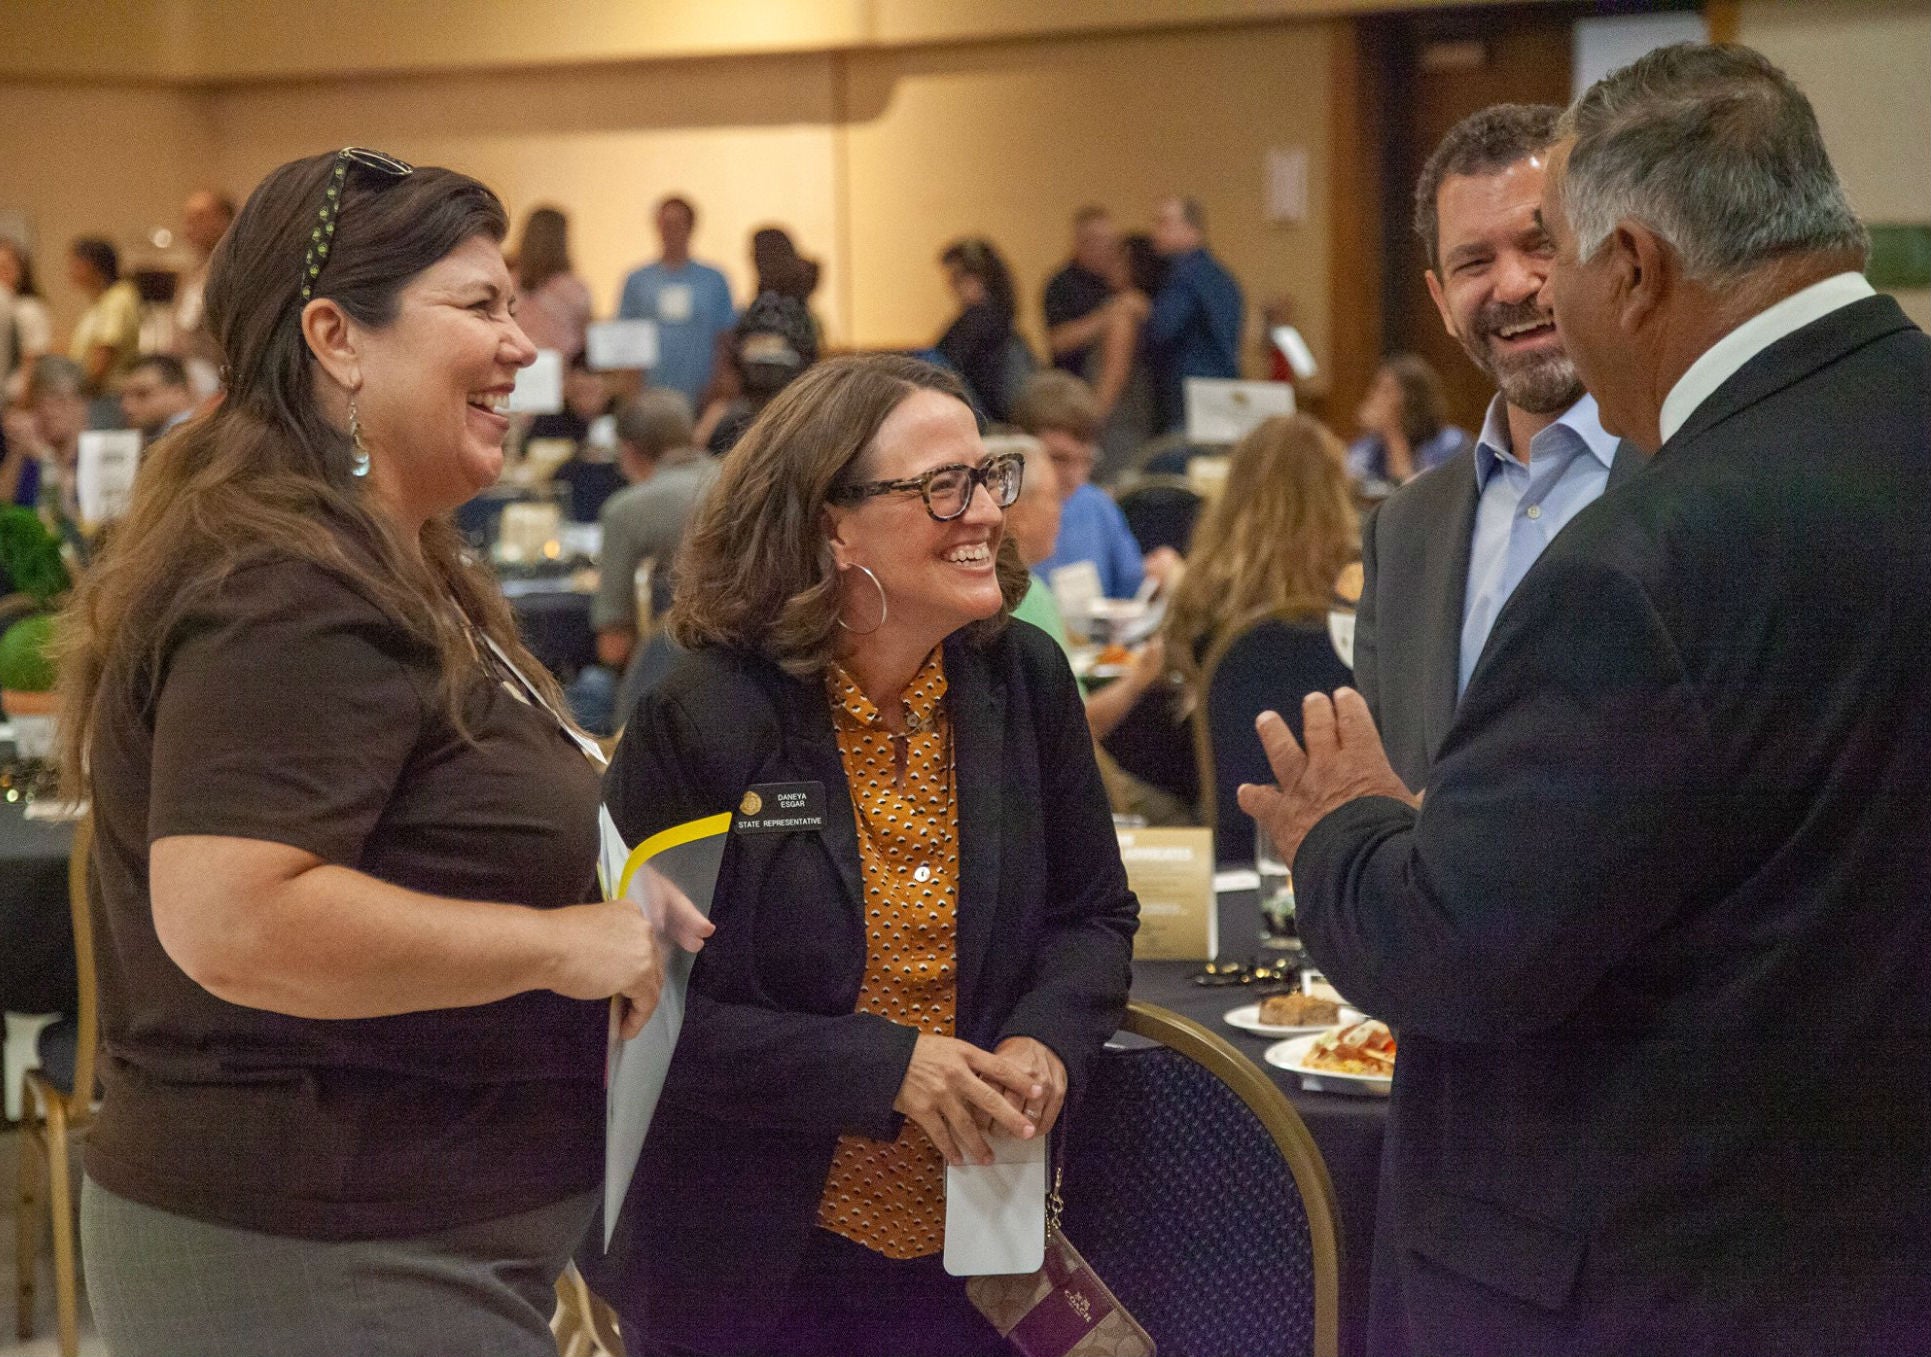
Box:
[300,298,361,394]
[1610,220,1672,334]
[1423,268,1461,343]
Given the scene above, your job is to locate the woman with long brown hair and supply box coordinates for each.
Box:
[509,202,594,358]
[58,149,702,1356]
[589,354,1137,1356]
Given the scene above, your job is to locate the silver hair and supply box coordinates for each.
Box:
[25,354,86,402]
[614,386,695,461]
[1556,43,1867,285]
[981,432,1051,504]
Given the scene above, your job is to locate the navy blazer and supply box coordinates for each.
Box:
[1298,295,1931,1354]
[584,619,1138,1352]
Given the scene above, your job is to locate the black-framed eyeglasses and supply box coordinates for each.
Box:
[828,451,1024,522]
[300,147,415,302]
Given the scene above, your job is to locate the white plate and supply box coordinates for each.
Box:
[1264,1032,1393,1097]
[1223,1001,1359,1039]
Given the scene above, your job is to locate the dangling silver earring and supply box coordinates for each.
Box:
[836,564,888,635]
[346,396,372,478]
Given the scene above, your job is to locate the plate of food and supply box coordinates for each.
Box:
[1224,991,1351,1037]
[1265,1019,1397,1096]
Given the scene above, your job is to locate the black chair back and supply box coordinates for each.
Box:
[1116,478,1203,556]
[1060,1002,1339,1357]
[1196,613,1352,863]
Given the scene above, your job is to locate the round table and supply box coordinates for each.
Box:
[1128,887,1382,1357]
[506,581,598,680]
[0,796,78,1016]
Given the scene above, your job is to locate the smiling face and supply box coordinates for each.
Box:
[1425,154,1584,417]
[348,233,536,520]
[827,388,1007,654]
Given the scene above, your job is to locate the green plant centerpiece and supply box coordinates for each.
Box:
[1,505,74,750]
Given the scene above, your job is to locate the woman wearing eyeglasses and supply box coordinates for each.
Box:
[588,354,1139,1357]
[57,150,705,1356]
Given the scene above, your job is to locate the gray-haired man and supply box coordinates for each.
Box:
[1243,43,1931,1354]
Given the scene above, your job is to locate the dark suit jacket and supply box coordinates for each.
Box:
[583,621,1138,1352]
[1354,427,1642,789]
[1297,295,1931,1356]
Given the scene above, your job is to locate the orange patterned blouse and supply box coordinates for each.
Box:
[816,649,960,1260]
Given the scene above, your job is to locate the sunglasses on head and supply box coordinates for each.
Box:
[299,147,414,302]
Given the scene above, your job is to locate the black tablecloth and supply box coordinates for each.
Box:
[508,586,597,680]
[0,798,78,1016]
[1129,888,1382,1357]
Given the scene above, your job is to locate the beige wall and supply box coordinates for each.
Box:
[1,0,1507,82]
[1739,0,1931,328]
[204,56,847,337]
[843,24,1337,368]
[0,83,214,338]
[16,21,1335,366]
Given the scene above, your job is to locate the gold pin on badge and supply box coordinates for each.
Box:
[739,790,763,817]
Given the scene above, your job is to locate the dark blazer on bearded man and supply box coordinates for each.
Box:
[1352,421,1643,790]
[1295,294,1931,1356]
[581,619,1139,1355]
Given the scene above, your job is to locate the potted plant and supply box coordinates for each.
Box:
[0,505,72,759]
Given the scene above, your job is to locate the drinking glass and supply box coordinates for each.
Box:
[1256,822,1299,951]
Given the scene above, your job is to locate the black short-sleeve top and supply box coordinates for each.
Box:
[82,554,605,1240]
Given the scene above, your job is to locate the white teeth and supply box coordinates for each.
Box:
[945,545,990,564]
[1499,320,1552,339]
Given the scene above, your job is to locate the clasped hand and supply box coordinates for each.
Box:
[1236,687,1418,871]
[893,1034,1068,1167]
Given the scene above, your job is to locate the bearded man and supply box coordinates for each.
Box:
[1352,104,1642,788]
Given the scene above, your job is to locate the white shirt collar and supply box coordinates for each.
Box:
[1658,272,1875,445]
[1473,391,1620,487]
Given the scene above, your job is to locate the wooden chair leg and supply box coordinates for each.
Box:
[14,1120,42,1341]
[44,1100,79,1357]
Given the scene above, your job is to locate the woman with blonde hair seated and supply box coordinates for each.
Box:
[1164,412,1360,685]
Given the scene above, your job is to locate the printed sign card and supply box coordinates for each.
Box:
[1117,826,1216,961]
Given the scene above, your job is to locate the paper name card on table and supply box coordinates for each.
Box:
[1184,378,1294,445]
[586,319,660,372]
[1270,324,1319,380]
[1048,560,1104,641]
[1328,609,1356,669]
[943,1131,1048,1277]
[507,348,565,414]
[76,429,143,527]
[1117,826,1216,961]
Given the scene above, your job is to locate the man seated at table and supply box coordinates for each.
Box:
[1012,371,1177,602]
[570,389,718,733]
[119,354,196,444]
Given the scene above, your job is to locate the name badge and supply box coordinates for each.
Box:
[733,782,827,834]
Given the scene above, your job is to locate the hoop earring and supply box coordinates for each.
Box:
[836,564,888,635]
[346,396,372,478]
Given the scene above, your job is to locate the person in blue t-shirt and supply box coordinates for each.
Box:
[616,196,736,410]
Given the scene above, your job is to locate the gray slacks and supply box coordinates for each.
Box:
[81,1176,597,1357]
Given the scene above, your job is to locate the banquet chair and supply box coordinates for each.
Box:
[552,1262,626,1357]
[1194,611,1353,864]
[14,816,95,1357]
[1060,1001,1340,1357]
[1115,477,1203,557]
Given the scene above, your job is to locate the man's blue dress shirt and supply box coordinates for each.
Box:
[1459,393,1621,697]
